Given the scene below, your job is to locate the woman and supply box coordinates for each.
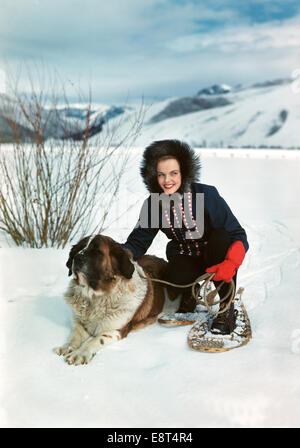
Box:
[120,139,249,334]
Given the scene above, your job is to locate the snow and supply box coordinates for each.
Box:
[1,147,300,428]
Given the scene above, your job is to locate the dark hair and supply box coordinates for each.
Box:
[156,154,180,168]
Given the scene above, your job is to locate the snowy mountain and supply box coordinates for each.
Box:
[55,104,128,140]
[149,96,231,123]
[55,103,127,126]
[1,78,299,148]
[0,96,128,142]
[101,78,300,149]
[197,83,232,95]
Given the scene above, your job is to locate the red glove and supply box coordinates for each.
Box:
[206,241,246,282]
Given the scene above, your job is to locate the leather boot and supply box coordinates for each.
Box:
[176,284,200,313]
[210,299,237,334]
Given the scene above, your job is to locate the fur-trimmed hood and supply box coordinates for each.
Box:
[140,139,201,195]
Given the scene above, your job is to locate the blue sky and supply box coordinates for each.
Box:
[0,0,300,103]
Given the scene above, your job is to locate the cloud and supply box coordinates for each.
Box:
[166,14,300,53]
[0,0,240,59]
[1,0,300,101]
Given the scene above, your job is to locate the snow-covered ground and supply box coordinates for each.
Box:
[1,147,300,428]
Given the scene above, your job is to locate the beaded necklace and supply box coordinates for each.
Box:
[163,190,202,256]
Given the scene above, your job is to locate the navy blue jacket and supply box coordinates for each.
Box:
[121,182,249,261]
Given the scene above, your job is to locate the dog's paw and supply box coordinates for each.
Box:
[53,344,75,357]
[64,348,95,366]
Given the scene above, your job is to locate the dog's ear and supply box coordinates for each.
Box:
[111,243,135,279]
[66,236,90,276]
[66,245,77,276]
[66,256,73,276]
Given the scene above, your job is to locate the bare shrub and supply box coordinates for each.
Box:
[0,65,145,248]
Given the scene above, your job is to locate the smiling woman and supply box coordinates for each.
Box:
[121,139,249,335]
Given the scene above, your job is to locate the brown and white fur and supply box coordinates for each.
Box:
[54,234,176,365]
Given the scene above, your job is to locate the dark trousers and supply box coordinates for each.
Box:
[164,229,237,312]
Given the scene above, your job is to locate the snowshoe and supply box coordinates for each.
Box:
[187,288,252,352]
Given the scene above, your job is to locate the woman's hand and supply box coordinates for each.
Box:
[206,240,246,283]
[206,260,236,282]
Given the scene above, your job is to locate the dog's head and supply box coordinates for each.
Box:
[66,234,135,294]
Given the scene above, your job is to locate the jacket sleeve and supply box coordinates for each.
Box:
[207,186,249,253]
[120,195,159,260]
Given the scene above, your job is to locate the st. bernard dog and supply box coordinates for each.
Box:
[54,234,177,365]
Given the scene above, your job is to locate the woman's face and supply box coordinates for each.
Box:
[157,158,182,194]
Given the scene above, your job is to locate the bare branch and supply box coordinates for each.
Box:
[0,65,144,248]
